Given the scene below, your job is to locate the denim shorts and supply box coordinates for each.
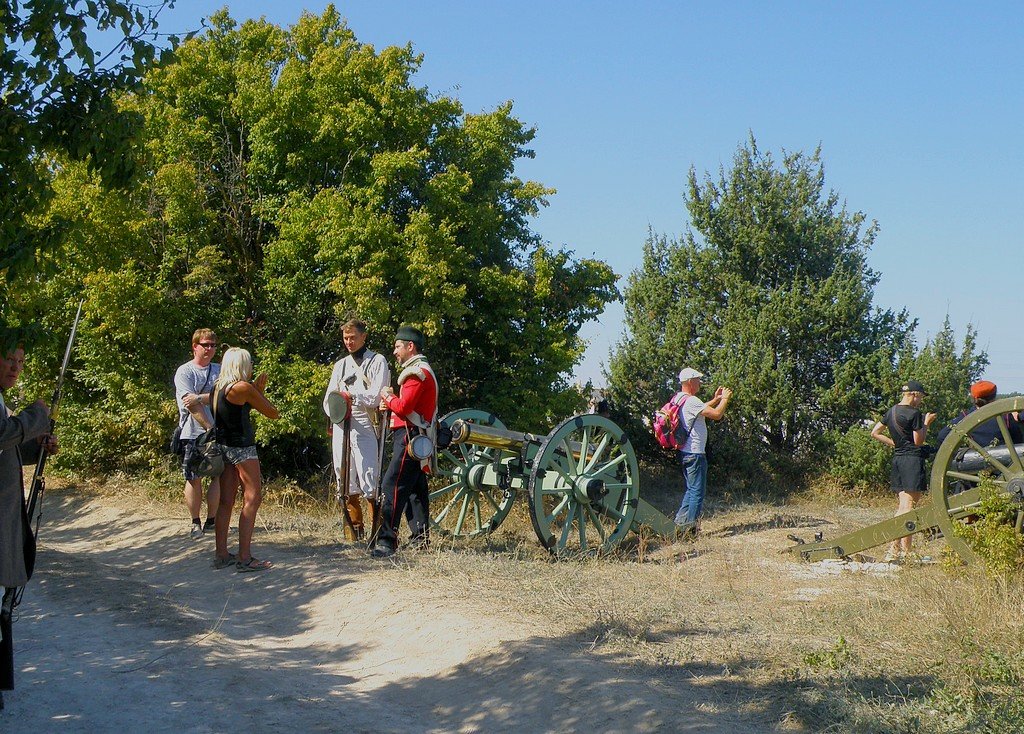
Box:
[223,444,258,465]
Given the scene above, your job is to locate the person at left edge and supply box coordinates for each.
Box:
[1,345,57,707]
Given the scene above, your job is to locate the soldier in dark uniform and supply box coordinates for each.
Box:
[371,326,438,558]
[936,380,1023,448]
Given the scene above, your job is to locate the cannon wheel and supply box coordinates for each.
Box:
[930,396,1024,564]
[527,414,640,555]
[429,409,518,539]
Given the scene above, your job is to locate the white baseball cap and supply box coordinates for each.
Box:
[678,367,704,382]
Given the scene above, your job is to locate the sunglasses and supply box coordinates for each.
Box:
[198,342,218,350]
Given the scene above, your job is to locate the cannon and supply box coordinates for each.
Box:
[789,396,1024,564]
[429,409,676,554]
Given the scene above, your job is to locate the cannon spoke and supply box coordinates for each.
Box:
[480,488,502,513]
[429,480,463,504]
[584,433,612,474]
[559,499,577,548]
[559,438,576,469]
[944,470,985,485]
[549,462,577,489]
[963,435,1013,480]
[453,493,472,536]
[433,487,467,523]
[439,448,461,468]
[583,503,608,542]
[544,493,571,522]
[996,419,1024,474]
[578,502,591,551]
[590,451,628,476]
[576,425,592,474]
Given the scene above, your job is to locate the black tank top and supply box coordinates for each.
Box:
[215,383,255,447]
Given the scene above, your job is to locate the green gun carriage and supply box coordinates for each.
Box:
[789,396,1024,564]
[428,409,676,554]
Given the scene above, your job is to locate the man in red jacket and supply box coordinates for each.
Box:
[372,325,438,558]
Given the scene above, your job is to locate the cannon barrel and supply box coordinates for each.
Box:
[449,419,542,452]
[954,442,1024,473]
[449,418,600,463]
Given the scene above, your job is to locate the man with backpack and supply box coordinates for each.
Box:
[669,367,732,538]
[174,328,222,539]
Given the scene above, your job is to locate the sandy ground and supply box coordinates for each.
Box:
[1,491,773,733]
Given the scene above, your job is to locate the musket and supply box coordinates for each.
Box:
[16,300,84,607]
[367,408,391,547]
[338,412,358,541]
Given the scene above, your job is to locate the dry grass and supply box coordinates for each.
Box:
[48,466,1024,732]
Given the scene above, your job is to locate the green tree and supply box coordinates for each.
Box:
[898,317,988,430]
[608,136,913,475]
[0,0,176,323]
[10,7,617,477]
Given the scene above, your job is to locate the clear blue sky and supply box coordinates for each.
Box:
[157,1,1023,390]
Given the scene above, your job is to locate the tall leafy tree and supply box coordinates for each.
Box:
[12,7,616,476]
[899,317,988,428]
[608,136,913,471]
[0,0,176,306]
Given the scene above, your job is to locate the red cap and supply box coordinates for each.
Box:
[970,380,997,400]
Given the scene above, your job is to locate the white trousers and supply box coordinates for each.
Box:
[331,420,381,498]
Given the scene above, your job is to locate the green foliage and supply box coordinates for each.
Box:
[952,480,1024,577]
[802,636,854,672]
[900,316,988,431]
[825,424,890,490]
[7,7,616,478]
[608,136,914,474]
[0,0,177,296]
[931,643,1024,733]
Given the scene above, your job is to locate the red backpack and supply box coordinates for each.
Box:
[653,392,691,449]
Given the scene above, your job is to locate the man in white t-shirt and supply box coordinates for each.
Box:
[174,328,222,539]
[673,367,732,537]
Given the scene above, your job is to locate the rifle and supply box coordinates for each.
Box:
[367,408,391,547]
[338,412,358,541]
[16,300,84,608]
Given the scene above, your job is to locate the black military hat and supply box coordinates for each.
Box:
[395,324,424,350]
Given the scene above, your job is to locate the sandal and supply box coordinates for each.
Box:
[212,553,237,570]
[235,557,272,573]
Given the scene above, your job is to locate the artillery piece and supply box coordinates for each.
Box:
[429,409,676,554]
[789,396,1024,565]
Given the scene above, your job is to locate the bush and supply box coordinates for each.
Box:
[825,424,890,491]
[952,480,1024,577]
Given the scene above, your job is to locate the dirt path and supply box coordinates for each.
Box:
[1,491,772,733]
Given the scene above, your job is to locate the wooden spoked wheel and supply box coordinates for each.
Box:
[929,396,1024,564]
[429,409,518,538]
[527,414,639,556]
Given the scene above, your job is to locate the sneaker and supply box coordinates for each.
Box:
[370,545,395,559]
[189,523,203,540]
[203,518,216,535]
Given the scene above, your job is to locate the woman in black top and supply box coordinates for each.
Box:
[871,379,936,560]
[212,348,279,572]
